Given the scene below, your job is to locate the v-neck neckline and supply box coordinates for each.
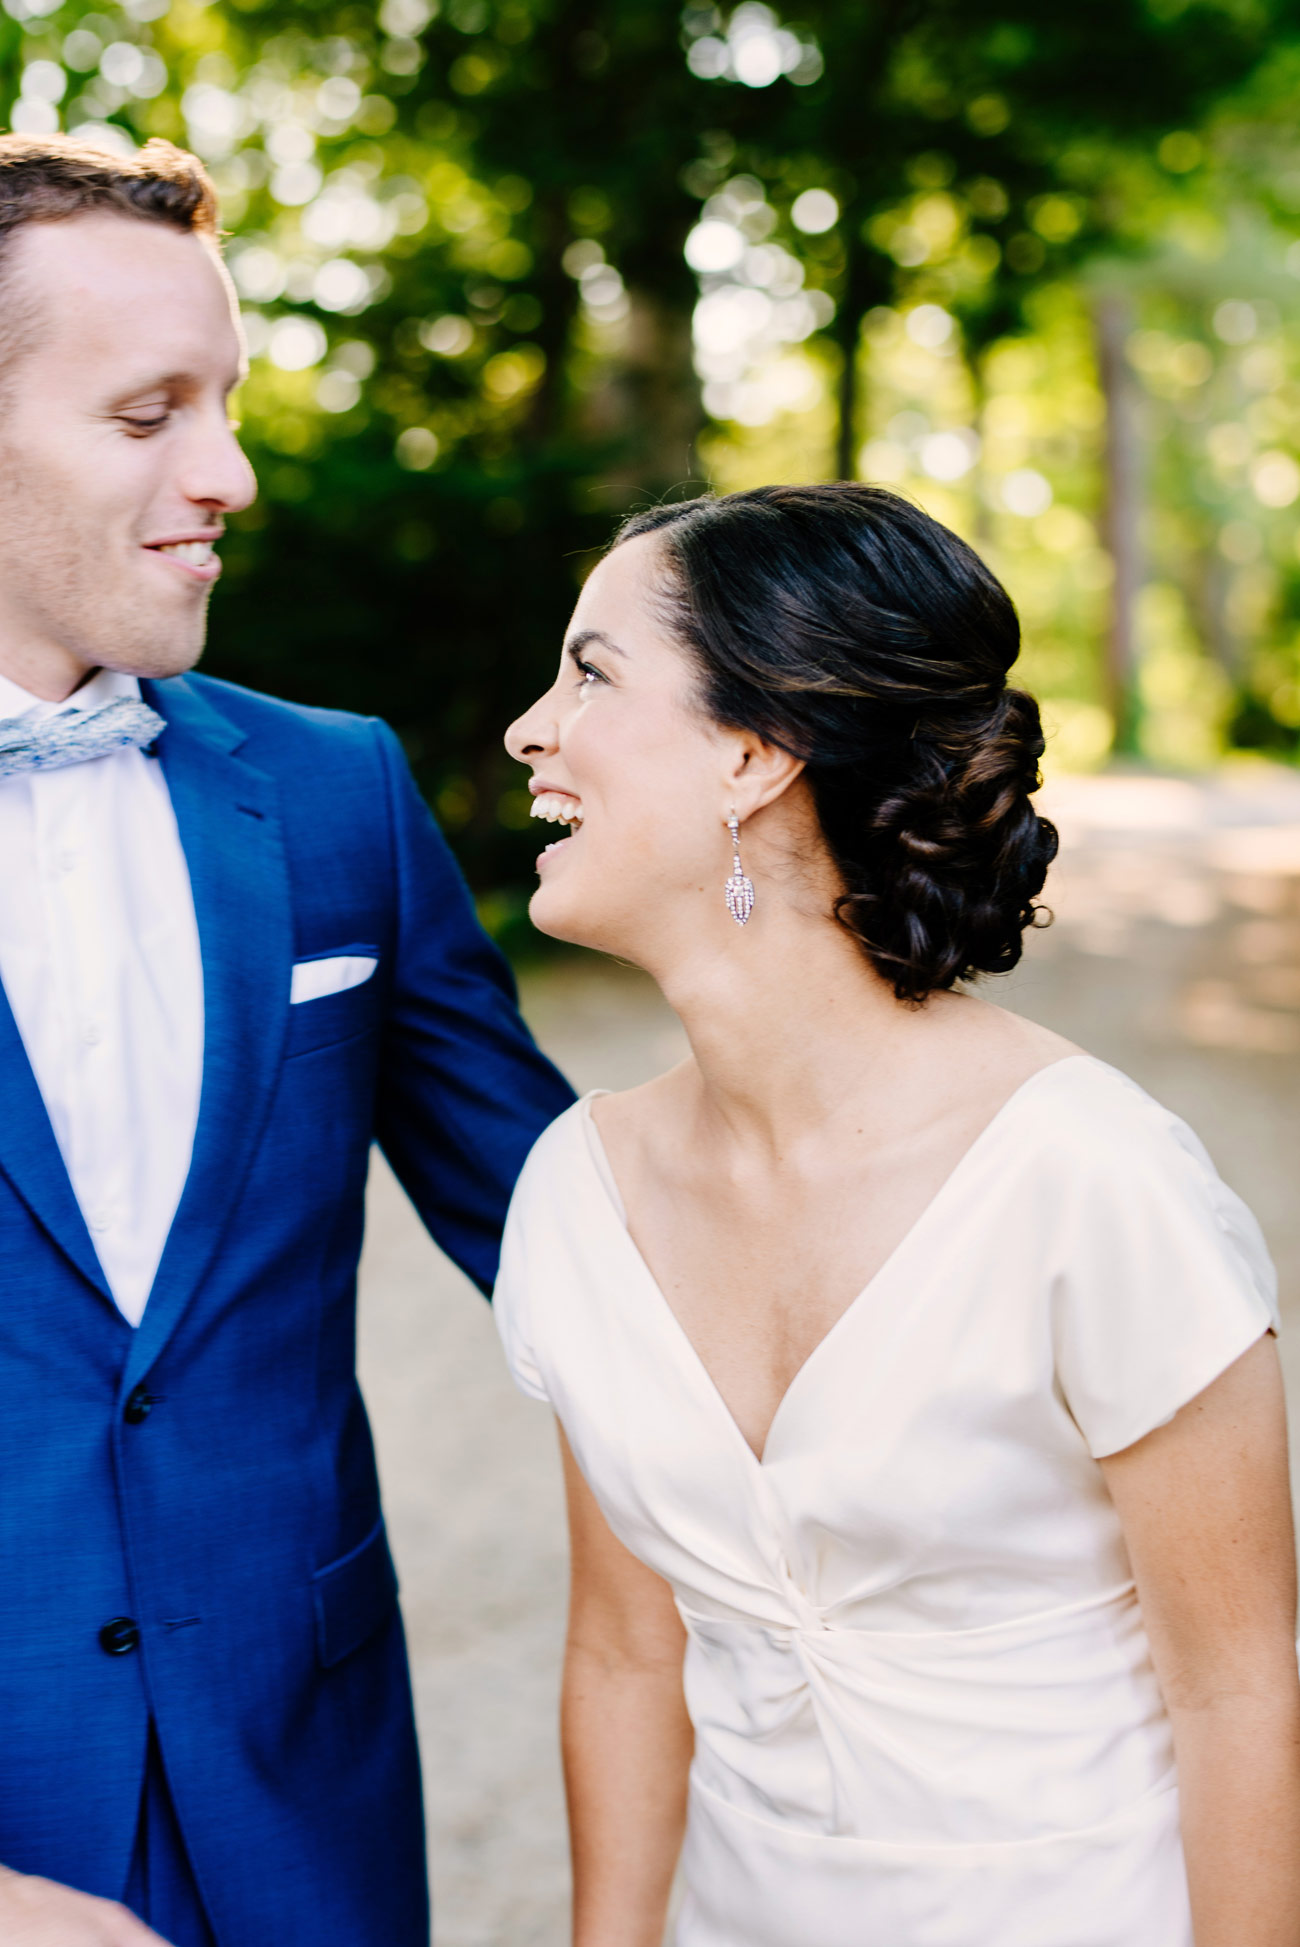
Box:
[578,1055,1094,1469]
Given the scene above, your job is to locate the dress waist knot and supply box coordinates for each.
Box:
[678,1581,1176,1849]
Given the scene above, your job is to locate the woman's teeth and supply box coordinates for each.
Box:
[530,792,583,827]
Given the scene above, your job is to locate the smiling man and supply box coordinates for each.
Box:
[0,136,572,1947]
[0,167,247,692]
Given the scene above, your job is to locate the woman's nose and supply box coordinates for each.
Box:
[505,691,558,763]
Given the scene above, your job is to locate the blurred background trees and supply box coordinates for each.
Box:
[4,0,1300,933]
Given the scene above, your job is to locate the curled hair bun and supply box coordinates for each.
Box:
[841,686,1059,1000]
[617,484,1059,1002]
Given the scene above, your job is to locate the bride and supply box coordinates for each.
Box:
[497,484,1299,1947]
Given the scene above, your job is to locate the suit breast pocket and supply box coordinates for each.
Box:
[284,948,383,1059]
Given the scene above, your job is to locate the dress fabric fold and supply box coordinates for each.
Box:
[495,1057,1279,1947]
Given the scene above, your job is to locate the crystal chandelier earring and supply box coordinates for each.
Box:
[724,809,755,927]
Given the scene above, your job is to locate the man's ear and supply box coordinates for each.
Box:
[720,732,806,821]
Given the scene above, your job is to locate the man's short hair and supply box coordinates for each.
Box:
[0,133,220,387]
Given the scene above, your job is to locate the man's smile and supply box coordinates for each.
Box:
[142,533,223,583]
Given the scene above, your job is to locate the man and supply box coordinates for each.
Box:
[0,134,573,1946]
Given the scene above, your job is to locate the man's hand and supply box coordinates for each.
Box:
[0,1866,170,1945]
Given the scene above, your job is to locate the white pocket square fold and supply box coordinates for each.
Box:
[290,954,378,1005]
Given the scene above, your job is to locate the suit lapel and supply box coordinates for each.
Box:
[124,677,293,1388]
[0,975,117,1308]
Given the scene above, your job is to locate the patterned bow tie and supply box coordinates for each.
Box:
[0,697,166,779]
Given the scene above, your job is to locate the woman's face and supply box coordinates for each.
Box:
[505,532,738,958]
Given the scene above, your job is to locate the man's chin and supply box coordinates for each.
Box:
[124,649,206,682]
[93,625,209,684]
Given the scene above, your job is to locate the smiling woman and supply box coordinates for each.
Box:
[498,483,1300,1947]
[507,484,1057,1000]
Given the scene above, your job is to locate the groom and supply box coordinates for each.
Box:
[0,134,572,1945]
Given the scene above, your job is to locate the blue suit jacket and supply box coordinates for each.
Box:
[0,674,573,1943]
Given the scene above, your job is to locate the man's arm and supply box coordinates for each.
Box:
[370,722,575,1293]
[0,1867,168,1945]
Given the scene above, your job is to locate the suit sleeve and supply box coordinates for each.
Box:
[370,721,575,1294]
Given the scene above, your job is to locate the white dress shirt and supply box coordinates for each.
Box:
[0,666,203,1325]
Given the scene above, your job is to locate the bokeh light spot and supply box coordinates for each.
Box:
[396,427,440,469]
[1002,469,1053,516]
[268,317,328,372]
[791,189,837,235]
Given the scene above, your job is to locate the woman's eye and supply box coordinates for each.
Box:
[576,660,603,688]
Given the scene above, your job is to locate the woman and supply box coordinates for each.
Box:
[497,485,1300,1947]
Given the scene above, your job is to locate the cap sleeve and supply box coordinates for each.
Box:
[492,1133,554,1407]
[1052,1085,1278,1459]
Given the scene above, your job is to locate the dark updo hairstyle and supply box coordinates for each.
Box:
[615,484,1058,1003]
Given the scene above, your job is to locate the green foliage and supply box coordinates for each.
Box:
[4,0,1300,916]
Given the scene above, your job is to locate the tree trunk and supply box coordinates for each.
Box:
[1196,544,1240,679]
[1093,291,1144,755]
[831,230,893,483]
[970,352,993,548]
[835,308,860,484]
[576,289,702,504]
[623,291,703,494]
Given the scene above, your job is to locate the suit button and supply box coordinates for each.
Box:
[123,1385,153,1425]
[98,1617,139,1656]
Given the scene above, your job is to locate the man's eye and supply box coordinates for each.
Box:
[119,412,169,435]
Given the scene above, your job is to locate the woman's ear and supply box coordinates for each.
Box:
[720,733,806,822]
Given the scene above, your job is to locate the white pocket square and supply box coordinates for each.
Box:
[290,954,378,1005]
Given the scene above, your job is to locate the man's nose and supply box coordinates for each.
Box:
[181,405,258,516]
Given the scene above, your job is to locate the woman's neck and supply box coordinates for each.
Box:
[643,890,958,1158]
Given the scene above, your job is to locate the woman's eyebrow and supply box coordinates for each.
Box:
[565,628,628,661]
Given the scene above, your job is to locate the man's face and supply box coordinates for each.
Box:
[0,211,258,699]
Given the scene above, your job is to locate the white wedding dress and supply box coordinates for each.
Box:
[495,1056,1278,1947]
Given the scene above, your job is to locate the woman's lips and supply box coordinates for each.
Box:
[529,789,582,871]
[536,833,574,867]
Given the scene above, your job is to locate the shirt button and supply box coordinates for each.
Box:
[98,1617,139,1656]
[88,1209,113,1234]
[58,848,77,873]
[82,1023,102,1047]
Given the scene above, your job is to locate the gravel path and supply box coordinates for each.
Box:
[357,764,1300,1947]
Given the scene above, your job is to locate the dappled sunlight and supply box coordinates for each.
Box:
[5,1,1300,901]
[1034,768,1300,1054]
